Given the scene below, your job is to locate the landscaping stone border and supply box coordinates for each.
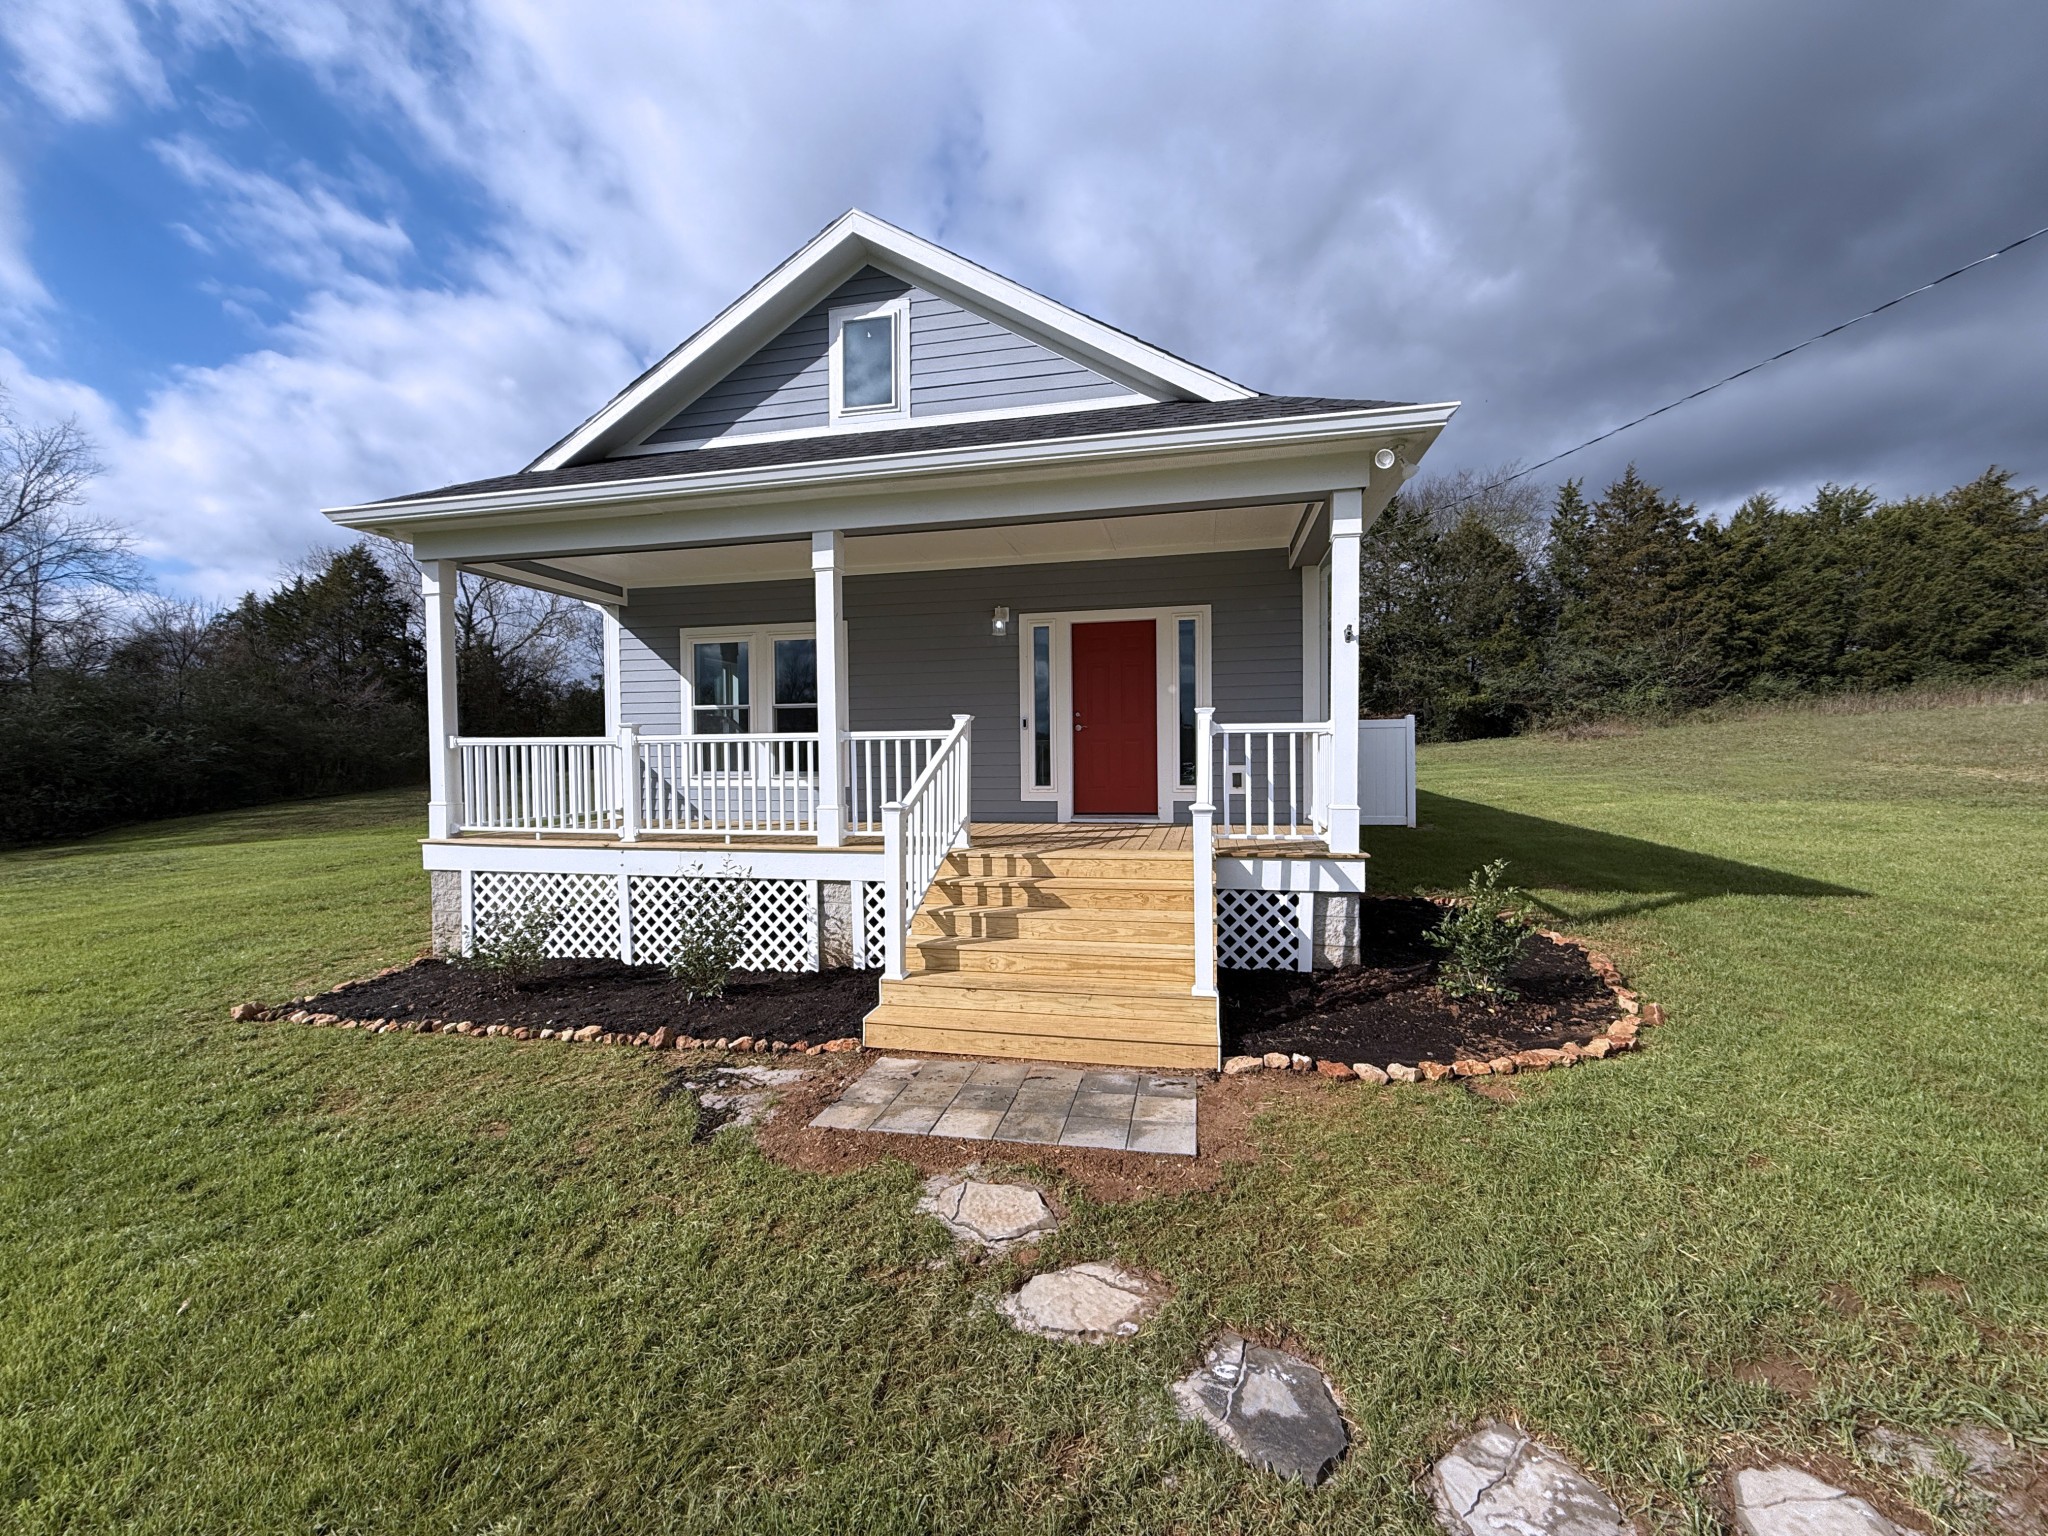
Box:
[1219,931,1664,1084]
[230,984,863,1057]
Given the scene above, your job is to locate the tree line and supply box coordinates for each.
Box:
[1361,463,2048,740]
[0,388,600,844]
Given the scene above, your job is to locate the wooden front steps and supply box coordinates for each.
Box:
[862,843,1219,1070]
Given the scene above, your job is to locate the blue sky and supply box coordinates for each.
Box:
[3,1,2044,598]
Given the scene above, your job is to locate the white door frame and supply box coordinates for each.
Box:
[1016,604,1211,822]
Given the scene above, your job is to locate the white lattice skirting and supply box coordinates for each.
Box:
[1217,889,1312,971]
[858,879,889,970]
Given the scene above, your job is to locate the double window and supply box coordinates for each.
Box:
[683,628,817,736]
[828,297,910,424]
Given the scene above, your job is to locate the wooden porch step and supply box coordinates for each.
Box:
[907,934,1194,981]
[913,904,1194,942]
[876,971,1216,1022]
[932,875,1194,911]
[863,1008,1218,1070]
[944,850,1192,882]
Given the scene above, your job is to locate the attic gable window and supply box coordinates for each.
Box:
[829,297,909,423]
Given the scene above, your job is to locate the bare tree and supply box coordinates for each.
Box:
[1395,463,1551,559]
[0,386,139,681]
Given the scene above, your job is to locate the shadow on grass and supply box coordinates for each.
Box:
[0,787,427,862]
[1366,792,1864,921]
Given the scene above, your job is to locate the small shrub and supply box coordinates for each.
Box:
[458,899,559,987]
[669,868,749,999]
[1427,859,1534,1000]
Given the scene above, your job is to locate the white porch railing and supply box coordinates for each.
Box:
[450,728,959,842]
[634,732,822,838]
[456,737,622,834]
[845,730,950,836]
[881,714,973,980]
[1211,721,1334,840]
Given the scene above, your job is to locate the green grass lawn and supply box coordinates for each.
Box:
[3,703,2046,1534]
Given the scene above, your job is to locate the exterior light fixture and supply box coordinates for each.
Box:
[1373,447,1398,471]
[992,605,1012,638]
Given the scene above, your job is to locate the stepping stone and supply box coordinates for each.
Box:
[1734,1466,1924,1536]
[1432,1423,1631,1536]
[999,1263,1159,1342]
[1861,1426,2040,1534]
[916,1173,1056,1249]
[1170,1333,1347,1487]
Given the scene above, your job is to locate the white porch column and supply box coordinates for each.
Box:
[1326,488,1365,856]
[812,530,848,847]
[594,601,623,735]
[421,559,460,839]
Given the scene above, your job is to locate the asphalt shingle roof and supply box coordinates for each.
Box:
[372,394,1408,506]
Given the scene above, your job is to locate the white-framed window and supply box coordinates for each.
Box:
[680,625,818,736]
[828,296,910,424]
[1014,605,1211,817]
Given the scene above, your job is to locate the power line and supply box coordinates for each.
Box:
[1440,220,2048,507]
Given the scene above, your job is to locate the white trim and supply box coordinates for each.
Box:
[423,840,886,882]
[1015,604,1211,821]
[331,402,1461,536]
[1216,856,1368,893]
[613,392,1156,456]
[679,623,817,737]
[828,294,910,424]
[528,209,1254,471]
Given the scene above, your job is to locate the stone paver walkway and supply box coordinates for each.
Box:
[811,1057,1199,1154]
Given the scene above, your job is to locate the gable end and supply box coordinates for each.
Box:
[636,265,1138,453]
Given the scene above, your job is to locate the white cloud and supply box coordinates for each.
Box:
[0,0,2044,598]
[0,0,169,121]
[151,134,413,285]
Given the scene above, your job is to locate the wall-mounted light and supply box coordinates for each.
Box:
[991,605,1012,638]
[1373,447,1398,471]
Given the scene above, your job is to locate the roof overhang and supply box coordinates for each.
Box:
[328,400,1460,567]
[528,209,1258,471]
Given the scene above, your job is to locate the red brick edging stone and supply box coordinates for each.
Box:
[1220,929,1665,1084]
[228,976,862,1057]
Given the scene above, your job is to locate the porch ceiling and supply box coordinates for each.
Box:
[473,500,1316,594]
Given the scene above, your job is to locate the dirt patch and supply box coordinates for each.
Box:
[1221,896,1624,1065]
[297,957,876,1046]
[754,1060,1309,1202]
[1731,1354,1819,1397]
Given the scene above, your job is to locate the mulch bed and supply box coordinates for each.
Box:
[1220,895,1623,1066]
[298,958,878,1048]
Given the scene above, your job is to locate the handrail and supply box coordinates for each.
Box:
[1190,706,1218,999]
[635,731,822,839]
[1212,720,1334,840]
[844,729,951,835]
[880,714,973,980]
[455,736,623,835]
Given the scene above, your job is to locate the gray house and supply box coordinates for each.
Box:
[327,210,1456,1069]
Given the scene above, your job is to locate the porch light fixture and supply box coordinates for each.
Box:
[992,605,1012,638]
[1374,447,1398,471]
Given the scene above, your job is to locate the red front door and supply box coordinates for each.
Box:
[1071,620,1157,815]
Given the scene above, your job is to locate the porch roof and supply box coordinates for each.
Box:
[365,395,1407,509]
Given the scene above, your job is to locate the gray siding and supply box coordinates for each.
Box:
[617,578,815,733]
[906,289,1127,417]
[641,266,1129,450]
[614,550,1304,822]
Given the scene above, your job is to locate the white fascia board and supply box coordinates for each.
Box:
[1217,856,1369,893]
[330,402,1461,541]
[530,209,1254,472]
[422,840,887,881]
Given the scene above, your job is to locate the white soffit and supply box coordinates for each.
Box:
[534,502,1308,590]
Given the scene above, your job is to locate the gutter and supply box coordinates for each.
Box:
[326,400,1460,530]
